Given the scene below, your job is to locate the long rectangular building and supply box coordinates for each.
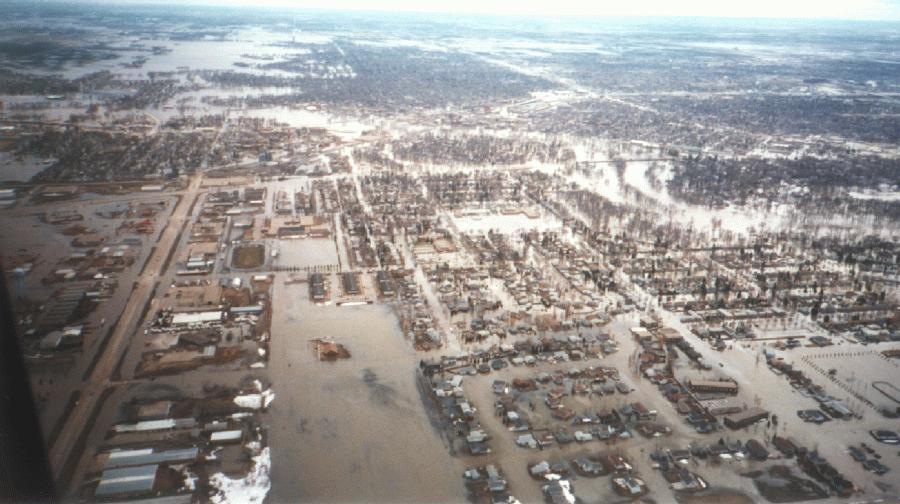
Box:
[310,273,326,302]
[724,407,768,430]
[342,272,360,295]
[104,447,199,469]
[376,270,394,296]
[689,379,739,395]
[95,464,158,498]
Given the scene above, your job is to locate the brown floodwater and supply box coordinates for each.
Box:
[266,280,467,503]
[273,239,339,269]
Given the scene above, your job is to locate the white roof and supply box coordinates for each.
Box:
[107,448,152,460]
[113,419,176,433]
[211,430,243,442]
[171,311,222,325]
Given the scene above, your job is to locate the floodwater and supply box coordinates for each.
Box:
[451,208,562,234]
[266,281,466,503]
[59,26,309,79]
[0,153,49,182]
[656,309,898,496]
[0,195,177,440]
[232,107,371,140]
[564,155,784,238]
[273,239,338,269]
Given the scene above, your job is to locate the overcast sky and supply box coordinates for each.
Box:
[145,0,900,21]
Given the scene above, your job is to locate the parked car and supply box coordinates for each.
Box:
[862,459,890,475]
[797,409,830,424]
[870,429,900,444]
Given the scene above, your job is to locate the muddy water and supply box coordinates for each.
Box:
[267,280,466,503]
[0,153,50,181]
[274,239,338,269]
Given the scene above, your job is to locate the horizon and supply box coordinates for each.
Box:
[12,0,900,23]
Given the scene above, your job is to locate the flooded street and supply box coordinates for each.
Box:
[267,280,466,503]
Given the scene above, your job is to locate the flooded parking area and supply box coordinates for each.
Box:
[273,239,339,269]
[794,347,900,413]
[266,280,466,502]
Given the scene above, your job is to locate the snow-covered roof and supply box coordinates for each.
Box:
[171,311,223,325]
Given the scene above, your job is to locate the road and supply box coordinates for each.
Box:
[46,173,203,484]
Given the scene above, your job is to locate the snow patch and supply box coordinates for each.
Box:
[183,469,198,491]
[848,190,900,202]
[233,388,275,410]
[209,447,271,504]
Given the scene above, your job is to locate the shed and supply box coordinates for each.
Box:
[104,447,198,469]
[230,305,263,315]
[210,430,243,444]
[95,464,158,498]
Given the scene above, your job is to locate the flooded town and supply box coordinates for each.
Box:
[0,2,899,503]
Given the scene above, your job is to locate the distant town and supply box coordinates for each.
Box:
[0,2,898,503]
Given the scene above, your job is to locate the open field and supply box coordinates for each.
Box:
[231,243,265,269]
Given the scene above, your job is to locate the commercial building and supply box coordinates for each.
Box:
[688,379,739,395]
[724,407,768,429]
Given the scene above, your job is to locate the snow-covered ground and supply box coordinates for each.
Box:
[233,380,276,409]
[451,210,562,234]
[209,447,271,503]
[848,189,900,202]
